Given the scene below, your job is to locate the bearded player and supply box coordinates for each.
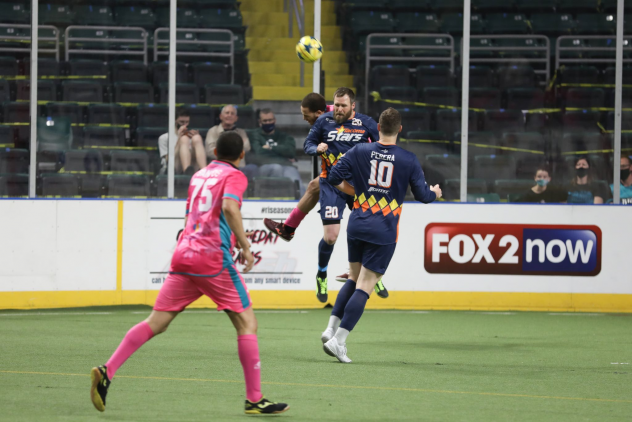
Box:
[89,132,289,415]
[264,88,389,302]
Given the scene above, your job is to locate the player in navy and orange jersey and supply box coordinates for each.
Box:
[89,132,289,415]
[320,108,442,363]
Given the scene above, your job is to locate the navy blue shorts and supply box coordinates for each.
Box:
[318,177,351,222]
[347,235,396,275]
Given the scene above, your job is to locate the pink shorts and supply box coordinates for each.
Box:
[154,265,252,313]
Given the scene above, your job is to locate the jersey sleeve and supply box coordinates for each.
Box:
[303,117,323,155]
[409,158,437,204]
[328,148,354,187]
[223,172,248,205]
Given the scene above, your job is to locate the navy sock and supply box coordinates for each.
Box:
[331,279,357,319]
[339,290,370,332]
[317,239,335,275]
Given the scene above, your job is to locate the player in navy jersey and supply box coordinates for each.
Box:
[263,88,389,302]
[320,108,442,363]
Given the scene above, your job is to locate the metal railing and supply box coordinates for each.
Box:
[288,0,305,87]
[0,24,59,61]
[153,28,235,84]
[467,35,550,85]
[556,35,632,69]
[365,33,455,108]
[65,26,148,64]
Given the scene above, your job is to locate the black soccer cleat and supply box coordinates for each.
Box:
[316,272,328,303]
[245,396,290,414]
[263,218,295,242]
[375,279,389,299]
[90,365,110,412]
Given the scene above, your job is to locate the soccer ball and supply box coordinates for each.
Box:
[296,36,323,63]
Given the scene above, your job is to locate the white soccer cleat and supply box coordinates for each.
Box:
[321,328,335,356]
[323,337,352,363]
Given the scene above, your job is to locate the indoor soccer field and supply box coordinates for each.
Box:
[0,306,630,421]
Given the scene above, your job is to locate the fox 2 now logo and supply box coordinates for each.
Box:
[424,223,601,276]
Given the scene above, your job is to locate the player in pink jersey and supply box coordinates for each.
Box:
[90,131,289,416]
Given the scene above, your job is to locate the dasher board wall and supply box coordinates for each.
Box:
[0,200,631,312]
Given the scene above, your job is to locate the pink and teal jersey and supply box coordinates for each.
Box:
[170,160,248,277]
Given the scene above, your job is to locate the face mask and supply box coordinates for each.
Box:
[261,123,275,133]
[576,168,588,178]
[621,169,631,181]
[536,179,549,187]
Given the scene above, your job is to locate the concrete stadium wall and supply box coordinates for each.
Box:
[1,199,631,312]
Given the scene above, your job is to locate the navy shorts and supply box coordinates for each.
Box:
[347,235,397,275]
[318,177,351,222]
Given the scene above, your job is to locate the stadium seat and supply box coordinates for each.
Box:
[497,66,537,89]
[110,150,150,172]
[0,3,29,23]
[401,131,451,158]
[39,3,74,25]
[376,87,416,112]
[460,66,494,88]
[344,0,387,10]
[559,132,609,154]
[156,7,198,27]
[107,174,149,197]
[397,108,431,132]
[515,0,556,12]
[0,173,28,196]
[135,127,166,148]
[486,14,529,34]
[472,0,507,12]
[189,62,231,88]
[0,125,14,146]
[251,177,296,199]
[370,65,410,90]
[392,0,429,11]
[198,31,245,53]
[37,116,72,151]
[62,81,104,103]
[68,59,109,82]
[455,131,500,147]
[234,105,256,128]
[529,14,575,36]
[472,155,517,183]
[440,13,485,35]
[0,80,10,103]
[112,28,148,51]
[83,127,126,147]
[402,36,451,58]
[559,66,600,85]
[502,132,545,152]
[137,104,168,127]
[0,148,28,173]
[421,87,459,107]
[197,8,243,29]
[564,88,605,108]
[16,80,57,102]
[397,13,439,32]
[111,61,147,83]
[493,179,534,199]
[150,61,187,85]
[416,65,453,90]
[73,5,115,25]
[23,58,59,77]
[41,173,79,197]
[359,35,403,57]
[87,104,126,125]
[349,11,395,35]
[506,88,545,110]
[562,110,601,133]
[159,83,200,104]
[469,88,502,109]
[204,84,244,105]
[443,178,487,200]
[185,105,215,128]
[115,6,156,27]
[0,56,18,76]
[425,154,461,183]
[604,67,632,84]
[3,102,31,146]
[66,28,113,51]
[46,103,83,123]
[113,82,154,103]
[606,111,632,130]
[64,149,104,173]
[483,110,524,133]
[467,193,501,203]
[156,174,191,198]
[558,0,599,13]
[436,109,479,137]
[576,14,616,35]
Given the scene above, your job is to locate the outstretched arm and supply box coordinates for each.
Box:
[410,160,440,203]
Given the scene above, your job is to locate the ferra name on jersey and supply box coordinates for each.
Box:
[370,151,395,161]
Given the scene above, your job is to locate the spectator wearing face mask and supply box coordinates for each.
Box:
[566,156,608,204]
[518,166,567,203]
[609,155,632,205]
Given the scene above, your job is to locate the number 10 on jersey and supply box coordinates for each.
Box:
[368,160,393,188]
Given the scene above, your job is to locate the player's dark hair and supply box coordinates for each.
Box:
[302,92,327,112]
[379,108,402,136]
[333,87,355,103]
[176,108,189,118]
[216,131,243,161]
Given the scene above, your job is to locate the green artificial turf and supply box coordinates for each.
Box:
[0,306,631,421]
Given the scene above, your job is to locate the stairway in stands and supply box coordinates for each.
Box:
[240,0,355,101]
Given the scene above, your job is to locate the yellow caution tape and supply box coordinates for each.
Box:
[0,143,14,148]
[567,107,632,112]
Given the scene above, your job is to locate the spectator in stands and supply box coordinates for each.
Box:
[610,155,632,205]
[249,108,302,191]
[566,156,608,204]
[158,108,206,175]
[518,166,566,203]
[206,105,255,178]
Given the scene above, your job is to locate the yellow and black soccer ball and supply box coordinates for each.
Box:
[296,36,323,63]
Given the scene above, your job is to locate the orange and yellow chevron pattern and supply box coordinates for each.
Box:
[353,192,402,217]
[321,151,344,167]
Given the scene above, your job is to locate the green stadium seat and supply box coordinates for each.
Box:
[502,132,545,151]
[506,88,545,110]
[459,65,494,89]
[360,35,403,57]
[403,35,452,57]
[562,110,601,133]
[73,5,115,25]
[472,0,508,13]
[204,84,244,105]
[0,56,18,76]
[397,13,439,33]
[443,179,487,200]
[197,8,243,29]
[111,60,147,83]
[68,59,109,83]
[190,62,231,87]
[397,108,431,132]
[113,82,154,103]
[251,177,297,199]
[421,87,459,107]
[559,133,608,155]
[41,173,79,197]
[576,14,616,34]
[115,6,156,28]
[0,3,29,24]
[416,65,453,90]
[135,127,166,148]
[87,104,126,125]
[401,131,451,158]
[343,0,387,10]
[37,116,72,151]
[468,37,495,59]
[559,66,600,84]
[62,80,104,102]
[469,88,502,109]
[0,80,10,103]
[467,193,500,202]
[436,109,479,137]
[430,0,466,13]
[349,11,395,35]
[483,110,524,133]
[66,28,113,50]
[515,0,556,13]
[112,29,147,51]
[16,79,57,102]
[156,175,191,198]
[604,67,632,84]
[106,174,149,197]
[198,32,244,52]
[497,65,537,89]
[110,150,150,172]
[473,155,517,183]
[24,58,60,77]
[150,61,187,85]
[379,86,417,102]
[486,13,528,34]
[156,7,198,27]
[83,127,126,147]
[0,148,28,173]
[493,179,534,199]
[494,38,547,60]
[38,4,74,25]
[441,14,485,35]
[184,104,215,128]
[564,88,605,108]
[46,103,84,124]
[392,0,429,12]
[137,104,168,127]
[370,65,410,90]
[0,173,28,196]
[529,14,575,36]
[159,82,199,103]
[558,0,598,13]
[582,38,625,59]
